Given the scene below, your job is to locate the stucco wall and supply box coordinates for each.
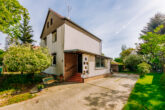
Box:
[41,24,65,75]
[81,54,110,78]
[64,24,102,55]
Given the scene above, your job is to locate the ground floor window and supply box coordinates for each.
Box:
[95,56,105,67]
[52,53,56,65]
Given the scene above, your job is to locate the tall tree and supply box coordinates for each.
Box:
[0,0,24,33]
[141,13,165,35]
[18,10,35,44]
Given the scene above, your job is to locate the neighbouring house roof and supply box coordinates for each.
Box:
[40,9,102,42]
[64,49,112,59]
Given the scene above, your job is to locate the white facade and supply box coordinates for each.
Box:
[64,24,102,55]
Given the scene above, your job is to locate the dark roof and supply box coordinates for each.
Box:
[64,49,112,59]
[40,9,102,41]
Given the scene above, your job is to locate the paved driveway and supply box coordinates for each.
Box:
[0,73,138,110]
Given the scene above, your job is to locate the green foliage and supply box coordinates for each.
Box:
[114,57,123,63]
[18,10,35,44]
[0,49,4,65]
[120,48,135,59]
[160,74,165,90]
[124,73,165,110]
[0,74,43,91]
[37,84,44,90]
[141,13,165,35]
[0,0,25,33]
[137,62,151,77]
[124,54,143,71]
[3,45,52,74]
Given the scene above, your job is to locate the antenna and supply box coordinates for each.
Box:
[65,0,72,19]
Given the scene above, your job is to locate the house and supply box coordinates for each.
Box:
[40,9,112,82]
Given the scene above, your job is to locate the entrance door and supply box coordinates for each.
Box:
[78,54,82,73]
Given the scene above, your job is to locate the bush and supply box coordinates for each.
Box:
[137,62,151,77]
[3,44,52,74]
[0,49,4,66]
[160,73,165,90]
[124,54,143,71]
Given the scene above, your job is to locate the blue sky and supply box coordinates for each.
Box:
[0,0,165,58]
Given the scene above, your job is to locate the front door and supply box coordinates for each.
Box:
[78,54,82,73]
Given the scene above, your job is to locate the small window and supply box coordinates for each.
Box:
[95,56,105,68]
[44,37,47,46]
[47,22,49,28]
[51,18,53,25]
[52,30,57,42]
[52,53,56,65]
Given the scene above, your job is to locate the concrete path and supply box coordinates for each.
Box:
[0,73,139,110]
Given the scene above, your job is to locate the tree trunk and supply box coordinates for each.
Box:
[21,71,23,75]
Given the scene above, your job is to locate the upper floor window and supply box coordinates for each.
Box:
[51,18,53,25]
[44,37,47,46]
[52,30,57,42]
[47,22,49,28]
[95,56,105,68]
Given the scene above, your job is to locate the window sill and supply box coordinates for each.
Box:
[95,67,107,70]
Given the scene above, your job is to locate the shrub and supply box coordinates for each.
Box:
[137,62,151,77]
[3,44,52,74]
[160,73,165,90]
[124,54,143,71]
[0,49,4,66]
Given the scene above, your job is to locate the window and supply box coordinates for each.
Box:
[52,30,57,42]
[44,37,47,46]
[47,22,49,28]
[51,18,53,25]
[95,56,105,68]
[52,53,56,65]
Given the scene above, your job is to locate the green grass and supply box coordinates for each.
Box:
[123,73,165,110]
[0,73,43,107]
[0,93,35,107]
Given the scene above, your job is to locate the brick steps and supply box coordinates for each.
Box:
[67,73,83,83]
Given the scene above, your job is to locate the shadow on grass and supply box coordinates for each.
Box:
[123,73,165,110]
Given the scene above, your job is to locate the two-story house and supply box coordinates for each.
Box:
[40,9,111,82]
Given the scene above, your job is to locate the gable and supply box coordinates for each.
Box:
[40,9,65,39]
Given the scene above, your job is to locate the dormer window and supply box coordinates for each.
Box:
[51,18,53,25]
[47,22,49,28]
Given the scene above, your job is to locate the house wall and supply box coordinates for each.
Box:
[41,24,65,75]
[64,24,102,55]
[81,54,110,78]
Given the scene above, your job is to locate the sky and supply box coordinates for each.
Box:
[1,0,165,58]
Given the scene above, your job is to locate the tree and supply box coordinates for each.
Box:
[124,54,143,71]
[0,0,24,33]
[139,25,165,72]
[141,13,165,35]
[120,48,135,59]
[137,62,151,77]
[114,57,123,63]
[18,10,35,44]
[0,49,4,66]
[3,45,52,74]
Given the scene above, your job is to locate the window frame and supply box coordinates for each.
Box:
[51,18,53,25]
[95,56,105,68]
[47,22,49,28]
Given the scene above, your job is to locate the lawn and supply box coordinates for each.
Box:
[123,73,165,110]
[0,73,43,107]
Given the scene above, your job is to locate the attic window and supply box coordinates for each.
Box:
[52,30,57,42]
[51,18,53,25]
[47,22,49,28]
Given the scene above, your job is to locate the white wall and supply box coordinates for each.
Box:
[64,24,102,55]
[41,25,65,75]
[81,54,110,78]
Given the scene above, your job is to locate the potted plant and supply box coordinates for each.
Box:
[37,84,44,91]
